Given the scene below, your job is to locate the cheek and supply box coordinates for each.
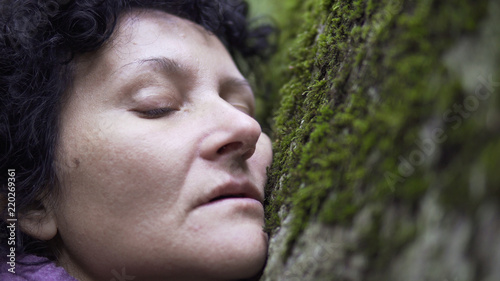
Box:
[52,119,200,276]
[55,121,190,219]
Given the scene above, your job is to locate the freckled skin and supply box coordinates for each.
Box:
[53,9,272,281]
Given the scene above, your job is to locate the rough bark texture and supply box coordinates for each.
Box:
[253,0,500,280]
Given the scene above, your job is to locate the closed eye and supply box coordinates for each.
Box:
[137,108,176,119]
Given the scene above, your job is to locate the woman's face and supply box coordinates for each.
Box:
[53,9,272,281]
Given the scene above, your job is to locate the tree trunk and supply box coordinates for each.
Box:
[258,0,500,280]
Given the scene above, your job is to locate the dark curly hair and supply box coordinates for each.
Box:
[0,0,274,260]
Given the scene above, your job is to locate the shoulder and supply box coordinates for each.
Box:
[0,255,77,281]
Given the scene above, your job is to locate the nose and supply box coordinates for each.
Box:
[199,99,262,162]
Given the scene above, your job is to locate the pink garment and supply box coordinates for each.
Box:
[0,255,77,281]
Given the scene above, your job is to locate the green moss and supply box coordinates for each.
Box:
[255,0,497,270]
[319,189,360,224]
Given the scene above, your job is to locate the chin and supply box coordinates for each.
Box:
[205,224,269,279]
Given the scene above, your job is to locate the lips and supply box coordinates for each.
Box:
[209,193,247,202]
[202,179,263,207]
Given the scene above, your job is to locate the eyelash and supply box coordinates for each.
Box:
[135,100,251,119]
[138,108,176,119]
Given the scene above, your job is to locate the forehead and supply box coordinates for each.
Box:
[116,8,215,49]
[73,8,238,85]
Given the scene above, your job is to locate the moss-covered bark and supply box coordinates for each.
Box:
[255,0,500,280]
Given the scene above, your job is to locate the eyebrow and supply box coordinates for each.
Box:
[113,56,192,77]
[115,57,251,87]
[113,56,254,100]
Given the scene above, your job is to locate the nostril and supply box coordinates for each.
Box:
[241,147,255,160]
[217,142,243,154]
[217,145,227,154]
